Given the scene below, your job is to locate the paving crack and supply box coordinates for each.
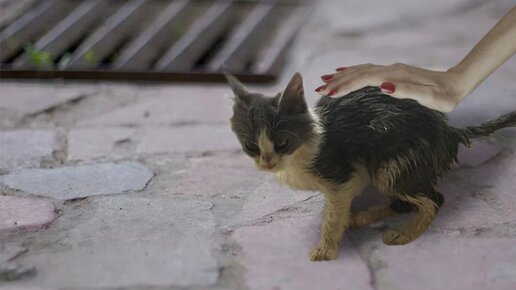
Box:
[235,194,321,229]
[210,233,248,290]
[51,127,69,166]
[22,92,93,123]
[349,236,379,290]
[430,223,516,238]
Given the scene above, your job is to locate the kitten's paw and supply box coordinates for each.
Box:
[382,229,413,245]
[349,213,369,228]
[309,245,339,261]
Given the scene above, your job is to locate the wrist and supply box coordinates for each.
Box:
[446,65,474,102]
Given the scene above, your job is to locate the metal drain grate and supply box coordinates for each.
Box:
[0,0,308,83]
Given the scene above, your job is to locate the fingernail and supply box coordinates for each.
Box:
[380,82,395,94]
[321,74,333,81]
[327,89,338,96]
[335,67,347,72]
[315,85,327,92]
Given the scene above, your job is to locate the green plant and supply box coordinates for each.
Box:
[24,45,51,67]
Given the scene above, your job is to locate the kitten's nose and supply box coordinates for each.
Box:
[262,153,273,163]
[262,153,272,163]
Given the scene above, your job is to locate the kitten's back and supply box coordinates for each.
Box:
[312,87,461,193]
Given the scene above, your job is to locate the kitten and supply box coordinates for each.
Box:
[226,72,516,261]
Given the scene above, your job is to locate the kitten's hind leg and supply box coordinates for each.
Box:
[350,205,396,228]
[382,191,443,245]
[350,199,416,228]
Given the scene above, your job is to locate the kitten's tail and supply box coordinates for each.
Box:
[457,111,516,145]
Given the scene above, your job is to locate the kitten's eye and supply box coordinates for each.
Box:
[245,142,259,152]
[275,139,289,151]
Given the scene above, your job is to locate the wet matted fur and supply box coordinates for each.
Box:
[226,72,516,261]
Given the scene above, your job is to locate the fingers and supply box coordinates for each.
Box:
[320,70,387,97]
[315,63,459,112]
[319,64,371,84]
[326,72,384,97]
[316,63,422,98]
[317,64,391,97]
[380,82,395,94]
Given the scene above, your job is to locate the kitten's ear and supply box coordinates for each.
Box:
[278,72,307,114]
[225,73,252,105]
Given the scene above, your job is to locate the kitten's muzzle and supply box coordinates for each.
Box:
[258,153,279,170]
[264,163,276,170]
[261,153,273,163]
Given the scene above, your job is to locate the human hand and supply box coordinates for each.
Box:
[315,63,468,112]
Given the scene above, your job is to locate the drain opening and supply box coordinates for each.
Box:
[193,27,233,71]
[0,0,307,83]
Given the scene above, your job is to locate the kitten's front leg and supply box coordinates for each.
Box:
[310,193,355,261]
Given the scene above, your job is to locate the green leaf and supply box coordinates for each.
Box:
[84,50,95,63]
[24,45,52,67]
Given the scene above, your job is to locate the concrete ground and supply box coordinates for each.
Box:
[1,0,516,289]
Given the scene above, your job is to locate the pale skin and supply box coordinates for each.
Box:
[315,7,516,113]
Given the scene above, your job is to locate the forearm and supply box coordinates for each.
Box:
[450,7,516,100]
[317,7,516,112]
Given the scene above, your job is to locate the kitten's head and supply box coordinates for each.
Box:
[226,73,315,172]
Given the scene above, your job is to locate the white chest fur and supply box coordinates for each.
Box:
[275,143,322,192]
[276,167,320,191]
[276,109,325,192]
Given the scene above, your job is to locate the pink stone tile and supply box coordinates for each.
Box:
[175,153,264,196]
[80,86,232,126]
[448,78,516,129]
[0,244,26,263]
[456,152,516,220]
[67,127,137,160]
[434,182,506,229]
[0,195,56,234]
[237,176,319,225]
[457,141,502,168]
[0,82,96,116]
[0,287,56,290]
[0,130,57,169]
[136,125,240,154]
[375,237,516,290]
[232,216,373,290]
[318,0,474,35]
[493,157,516,219]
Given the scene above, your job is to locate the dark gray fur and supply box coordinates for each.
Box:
[227,73,316,158]
[227,73,516,211]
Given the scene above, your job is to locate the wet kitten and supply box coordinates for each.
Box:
[226,72,516,261]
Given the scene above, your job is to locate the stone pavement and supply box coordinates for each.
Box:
[1,1,515,290]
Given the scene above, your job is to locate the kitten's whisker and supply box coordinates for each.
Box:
[279,129,302,142]
[276,119,287,126]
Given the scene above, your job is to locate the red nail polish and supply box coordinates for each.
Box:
[321,74,333,81]
[327,89,338,96]
[315,85,327,92]
[380,82,395,94]
[336,67,347,72]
